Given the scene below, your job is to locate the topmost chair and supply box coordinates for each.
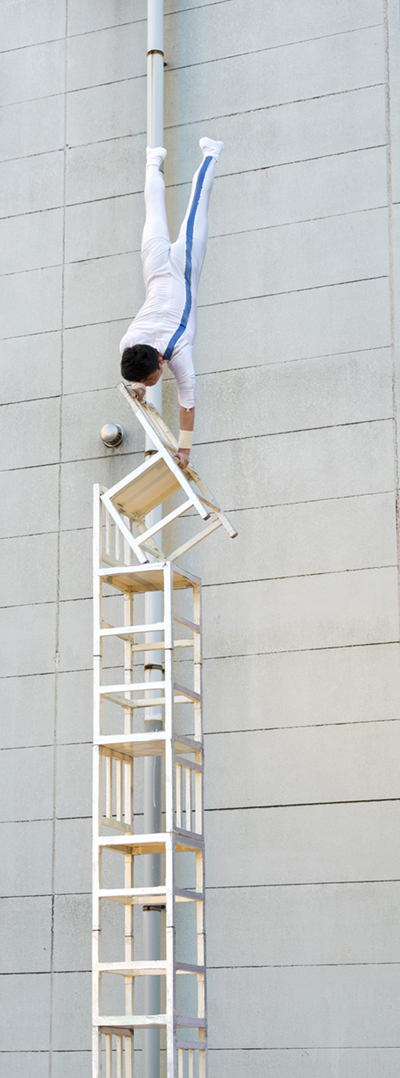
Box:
[99,383,238,566]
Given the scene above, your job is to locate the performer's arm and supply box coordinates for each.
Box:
[168,347,196,469]
[177,406,195,470]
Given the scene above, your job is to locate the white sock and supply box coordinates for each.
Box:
[199,137,224,160]
[146,146,167,169]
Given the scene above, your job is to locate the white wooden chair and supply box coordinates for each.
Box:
[100,382,238,566]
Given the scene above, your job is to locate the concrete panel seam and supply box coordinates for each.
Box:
[59,204,390,266]
[207,879,400,888]
[61,144,389,211]
[205,797,400,812]
[194,416,394,445]
[165,23,384,75]
[0,37,65,57]
[56,82,386,154]
[204,717,400,736]
[196,275,389,309]
[207,961,400,967]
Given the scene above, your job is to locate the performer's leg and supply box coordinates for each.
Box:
[173,138,223,278]
[163,139,223,361]
[141,147,170,250]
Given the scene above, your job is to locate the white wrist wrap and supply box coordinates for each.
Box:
[178,429,194,450]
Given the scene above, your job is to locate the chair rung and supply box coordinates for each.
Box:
[176,1041,207,1051]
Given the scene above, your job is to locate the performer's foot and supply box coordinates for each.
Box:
[199,137,224,160]
[146,146,167,169]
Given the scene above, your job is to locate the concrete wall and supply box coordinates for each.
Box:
[1,0,400,1074]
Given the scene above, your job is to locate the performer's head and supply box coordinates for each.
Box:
[121,343,163,386]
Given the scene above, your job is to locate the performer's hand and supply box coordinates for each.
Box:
[130,382,147,401]
[175,449,190,470]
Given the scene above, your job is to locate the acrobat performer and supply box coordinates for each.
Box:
[120,137,224,469]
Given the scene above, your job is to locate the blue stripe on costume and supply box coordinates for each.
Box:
[163,155,213,363]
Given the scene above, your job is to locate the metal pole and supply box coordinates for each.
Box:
[143,3,164,1076]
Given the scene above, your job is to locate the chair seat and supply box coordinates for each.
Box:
[111,455,181,517]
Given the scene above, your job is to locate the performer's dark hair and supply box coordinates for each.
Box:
[121,343,160,382]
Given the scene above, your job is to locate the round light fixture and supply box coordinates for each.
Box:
[100,422,124,448]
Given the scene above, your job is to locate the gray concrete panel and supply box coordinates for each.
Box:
[164,27,385,127]
[388,0,400,203]
[70,344,394,441]
[53,893,91,972]
[1,39,65,106]
[64,143,389,266]
[209,1048,400,1078]
[201,209,389,308]
[58,598,92,672]
[60,452,142,531]
[63,291,392,401]
[66,78,146,148]
[58,598,121,672]
[0,0,65,51]
[0,896,52,972]
[52,1053,91,1078]
[57,670,92,744]
[207,881,400,966]
[181,494,397,586]
[0,821,53,897]
[63,319,127,395]
[65,192,143,263]
[165,0,382,52]
[203,567,399,658]
[0,603,57,678]
[0,208,63,275]
[59,529,94,601]
[0,673,55,749]
[67,2,382,92]
[65,83,386,208]
[54,818,91,894]
[207,964,400,1048]
[0,746,54,822]
[168,146,388,243]
[202,643,400,732]
[0,151,64,218]
[0,533,58,607]
[205,802,400,886]
[63,251,143,329]
[61,387,142,463]
[67,195,139,271]
[195,278,390,373]
[52,972,91,1051]
[194,420,395,510]
[56,743,91,818]
[0,266,62,338]
[0,974,51,1050]
[0,465,59,539]
[68,0,144,36]
[0,1055,49,1078]
[68,20,146,91]
[195,350,393,439]
[205,721,400,808]
[0,96,65,161]
[0,332,61,405]
[64,83,385,208]
[0,397,60,470]
[168,82,386,179]
[65,132,146,206]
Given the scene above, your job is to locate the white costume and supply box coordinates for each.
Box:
[119,138,223,409]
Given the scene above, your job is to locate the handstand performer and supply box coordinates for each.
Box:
[120,137,224,469]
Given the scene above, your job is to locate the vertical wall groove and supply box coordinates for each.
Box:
[49,3,69,1074]
[384,0,400,651]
